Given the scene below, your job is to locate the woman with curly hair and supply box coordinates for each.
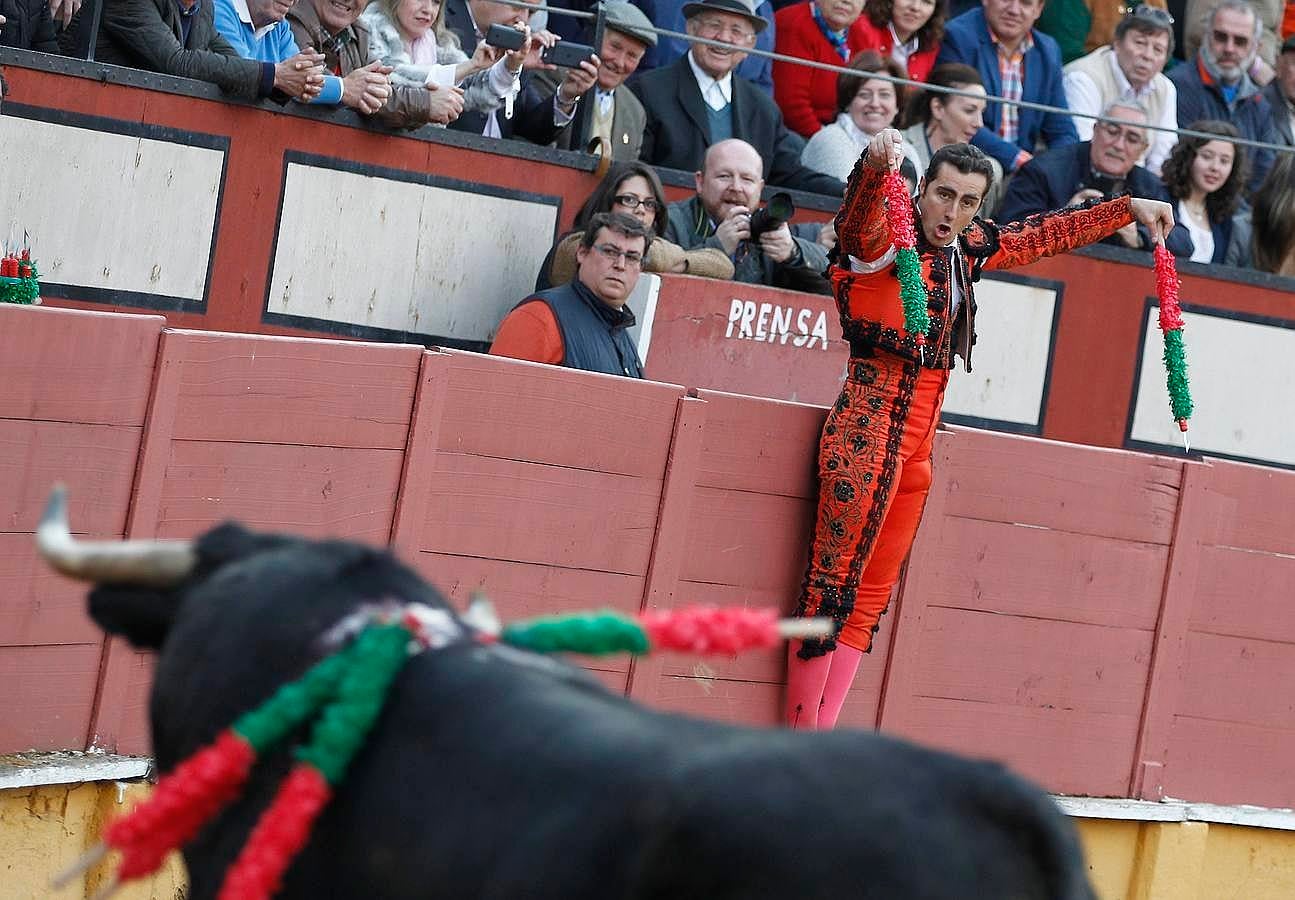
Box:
[1161,120,1252,266]
[536,162,734,290]
[1251,153,1295,277]
[854,0,945,82]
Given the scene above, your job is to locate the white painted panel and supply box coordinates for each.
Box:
[1131,309,1295,465]
[625,272,661,365]
[941,277,1058,427]
[0,117,222,300]
[267,164,558,342]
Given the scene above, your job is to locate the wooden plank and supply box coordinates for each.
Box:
[391,351,450,555]
[644,675,783,727]
[1131,462,1211,801]
[98,652,155,757]
[693,389,824,498]
[0,644,101,753]
[1164,716,1295,809]
[0,534,101,646]
[0,305,163,425]
[1177,631,1295,731]
[908,608,1153,718]
[1201,459,1295,557]
[1190,546,1295,642]
[924,519,1168,630]
[0,421,140,535]
[940,426,1181,544]
[155,441,404,543]
[676,487,815,591]
[167,331,423,449]
[436,350,683,477]
[891,697,1140,797]
[419,453,662,575]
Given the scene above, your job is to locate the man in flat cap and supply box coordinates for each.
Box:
[535,1,658,160]
[630,0,845,195]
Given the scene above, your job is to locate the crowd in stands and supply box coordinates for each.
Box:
[2,0,1295,376]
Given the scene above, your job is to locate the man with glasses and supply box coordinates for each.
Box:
[1064,5,1179,174]
[490,212,649,377]
[632,0,777,94]
[998,98,1190,252]
[630,0,846,196]
[1170,0,1280,190]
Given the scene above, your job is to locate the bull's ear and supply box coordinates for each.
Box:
[87,585,182,649]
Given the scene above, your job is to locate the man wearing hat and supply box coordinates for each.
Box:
[534,2,657,160]
[1263,34,1295,145]
[630,0,846,195]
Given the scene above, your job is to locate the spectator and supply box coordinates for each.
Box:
[997,99,1190,253]
[855,0,946,81]
[901,62,1006,213]
[531,2,657,160]
[0,0,57,51]
[632,0,846,195]
[936,0,1079,174]
[442,0,598,144]
[88,0,325,100]
[1162,119,1253,263]
[1170,0,1280,191]
[664,138,832,291]
[1064,5,1178,175]
[491,211,650,377]
[1185,0,1282,77]
[537,161,734,288]
[633,0,777,94]
[801,50,906,180]
[1264,33,1295,144]
[214,0,392,110]
[1250,150,1295,274]
[772,0,870,137]
[1036,0,1092,63]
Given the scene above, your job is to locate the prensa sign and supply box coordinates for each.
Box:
[725,299,831,350]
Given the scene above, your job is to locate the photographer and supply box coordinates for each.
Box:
[998,99,1190,253]
[664,139,830,293]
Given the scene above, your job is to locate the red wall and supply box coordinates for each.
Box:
[3,303,1294,809]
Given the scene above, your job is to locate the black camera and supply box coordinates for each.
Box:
[543,41,596,68]
[484,23,527,51]
[748,192,795,239]
[1081,171,1125,198]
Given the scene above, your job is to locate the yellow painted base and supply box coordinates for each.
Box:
[1077,818,1295,900]
[6,781,1295,900]
[0,782,185,900]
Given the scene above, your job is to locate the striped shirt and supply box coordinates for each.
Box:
[993,32,1033,145]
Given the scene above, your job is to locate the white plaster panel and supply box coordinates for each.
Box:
[941,277,1058,427]
[1131,309,1295,465]
[0,117,222,300]
[267,164,559,342]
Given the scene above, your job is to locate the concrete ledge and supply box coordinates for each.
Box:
[1056,796,1295,832]
[0,752,151,789]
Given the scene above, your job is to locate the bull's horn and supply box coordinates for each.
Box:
[36,485,197,587]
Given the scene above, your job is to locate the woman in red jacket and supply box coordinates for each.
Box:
[854,0,944,83]
[773,0,870,137]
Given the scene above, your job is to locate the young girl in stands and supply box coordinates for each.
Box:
[800,51,909,182]
[772,0,871,137]
[535,162,734,290]
[854,0,944,82]
[360,0,531,114]
[1161,120,1252,266]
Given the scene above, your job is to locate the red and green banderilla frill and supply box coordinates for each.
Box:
[58,604,829,900]
[1153,245,1194,445]
[882,171,930,355]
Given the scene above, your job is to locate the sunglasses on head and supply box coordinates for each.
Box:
[1125,4,1174,27]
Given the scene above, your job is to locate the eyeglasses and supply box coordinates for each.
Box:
[1096,121,1149,147]
[694,16,756,43]
[613,194,662,213]
[592,243,644,267]
[1126,5,1173,27]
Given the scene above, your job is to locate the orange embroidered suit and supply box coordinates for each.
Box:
[793,159,1135,658]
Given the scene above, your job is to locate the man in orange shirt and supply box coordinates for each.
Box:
[490,212,650,377]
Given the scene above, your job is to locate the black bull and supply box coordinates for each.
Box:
[83,524,1097,900]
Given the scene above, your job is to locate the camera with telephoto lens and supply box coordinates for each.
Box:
[747,192,795,240]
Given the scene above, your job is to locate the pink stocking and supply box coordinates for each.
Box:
[817,644,864,731]
[784,641,832,729]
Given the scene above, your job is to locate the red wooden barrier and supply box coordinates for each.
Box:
[3,304,1294,812]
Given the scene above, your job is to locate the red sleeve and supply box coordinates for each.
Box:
[489,300,564,365]
[773,6,828,138]
[834,159,894,262]
[986,195,1135,271]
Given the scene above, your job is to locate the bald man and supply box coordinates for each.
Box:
[664,139,829,290]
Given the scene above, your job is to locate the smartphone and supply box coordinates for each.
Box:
[484,23,526,51]
[542,41,595,68]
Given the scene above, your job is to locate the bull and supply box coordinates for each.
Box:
[39,490,1098,900]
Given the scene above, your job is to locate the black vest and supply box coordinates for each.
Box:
[528,281,643,379]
